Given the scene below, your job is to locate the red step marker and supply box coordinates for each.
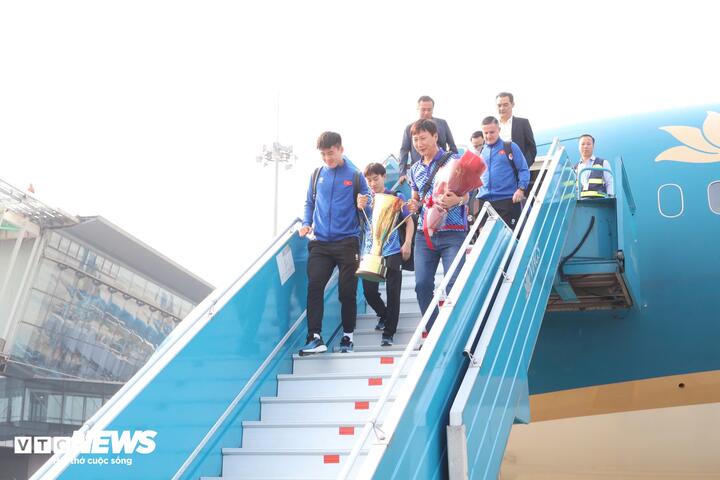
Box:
[339,426,355,435]
[324,454,340,464]
[380,356,394,364]
[368,377,382,386]
[355,401,369,410]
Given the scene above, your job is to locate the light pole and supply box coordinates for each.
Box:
[256,142,296,236]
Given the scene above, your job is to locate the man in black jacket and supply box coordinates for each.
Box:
[399,96,457,178]
[496,92,537,167]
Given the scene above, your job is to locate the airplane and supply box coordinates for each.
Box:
[30,103,720,479]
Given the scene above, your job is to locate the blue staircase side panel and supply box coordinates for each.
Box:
[52,234,345,480]
[559,199,617,262]
[372,220,513,480]
[615,157,642,308]
[463,155,577,479]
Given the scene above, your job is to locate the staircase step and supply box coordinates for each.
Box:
[220,448,367,479]
[292,350,417,375]
[340,344,417,353]
[260,395,395,422]
[277,372,406,398]
[241,421,381,449]
[350,327,416,347]
[400,295,422,305]
[354,312,420,331]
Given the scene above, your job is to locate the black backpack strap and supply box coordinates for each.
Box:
[353,171,368,248]
[353,171,361,198]
[311,167,322,201]
[419,151,454,202]
[353,171,365,225]
[504,141,519,185]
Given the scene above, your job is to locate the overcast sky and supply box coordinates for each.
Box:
[1,0,718,288]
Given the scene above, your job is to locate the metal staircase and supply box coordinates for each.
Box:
[446,144,639,479]
[548,159,639,311]
[31,139,639,480]
[203,271,433,479]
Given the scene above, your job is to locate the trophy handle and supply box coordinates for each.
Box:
[360,207,371,226]
[362,199,411,251]
[386,214,412,237]
[362,212,409,251]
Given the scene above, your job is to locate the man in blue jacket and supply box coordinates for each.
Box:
[299,131,370,355]
[476,116,530,229]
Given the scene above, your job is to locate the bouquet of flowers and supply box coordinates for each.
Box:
[424,150,486,236]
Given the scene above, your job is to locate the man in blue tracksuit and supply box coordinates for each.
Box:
[361,162,414,347]
[476,116,530,229]
[298,131,370,355]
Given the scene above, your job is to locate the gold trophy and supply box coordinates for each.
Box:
[356,193,404,282]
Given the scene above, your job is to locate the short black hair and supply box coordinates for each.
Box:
[364,162,386,177]
[470,131,484,140]
[496,92,514,103]
[417,95,434,105]
[316,131,342,150]
[481,116,499,126]
[579,134,595,144]
[410,118,438,136]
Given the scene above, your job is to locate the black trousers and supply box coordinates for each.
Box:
[306,237,360,336]
[361,253,403,336]
[479,198,522,230]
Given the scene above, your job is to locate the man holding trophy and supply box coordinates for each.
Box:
[299,132,370,355]
[356,162,414,347]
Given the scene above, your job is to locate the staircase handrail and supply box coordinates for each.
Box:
[32,218,303,480]
[462,138,560,356]
[337,201,495,480]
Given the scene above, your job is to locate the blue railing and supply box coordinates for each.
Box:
[32,219,350,480]
[449,144,577,479]
[614,156,641,308]
[353,205,514,479]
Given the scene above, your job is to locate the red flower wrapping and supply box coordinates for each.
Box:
[444,150,486,195]
[425,151,486,236]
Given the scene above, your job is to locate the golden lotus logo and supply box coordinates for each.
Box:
[655,111,720,163]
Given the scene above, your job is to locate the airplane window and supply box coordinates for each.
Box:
[709,181,720,215]
[657,184,684,218]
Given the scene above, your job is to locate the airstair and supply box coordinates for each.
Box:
[32,140,638,480]
[446,147,639,479]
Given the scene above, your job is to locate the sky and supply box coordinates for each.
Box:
[1,0,718,288]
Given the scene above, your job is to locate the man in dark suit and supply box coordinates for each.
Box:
[398,95,457,179]
[496,92,537,167]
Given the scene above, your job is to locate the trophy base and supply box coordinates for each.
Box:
[356,255,386,282]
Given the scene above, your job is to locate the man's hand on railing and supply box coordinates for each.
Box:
[298,226,313,237]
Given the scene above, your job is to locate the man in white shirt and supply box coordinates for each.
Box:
[496,92,537,166]
[576,134,614,198]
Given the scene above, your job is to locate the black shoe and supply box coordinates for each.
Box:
[381,334,393,347]
[299,334,327,356]
[339,335,354,353]
[374,318,386,331]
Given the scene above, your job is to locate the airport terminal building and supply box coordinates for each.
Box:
[0,178,214,478]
